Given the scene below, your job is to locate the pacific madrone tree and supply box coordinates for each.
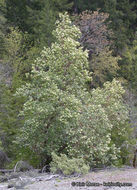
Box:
[15,13,129,167]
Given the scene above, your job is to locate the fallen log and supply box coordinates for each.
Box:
[0,169,13,174]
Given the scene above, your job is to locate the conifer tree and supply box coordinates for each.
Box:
[73,0,104,12]
[0,0,6,57]
[6,0,28,32]
[0,28,27,157]
[120,38,137,89]
[26,0,73,47]
[104,0,137,54]
[5,0,73,47]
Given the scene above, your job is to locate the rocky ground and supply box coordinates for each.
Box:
[0,167,137,190]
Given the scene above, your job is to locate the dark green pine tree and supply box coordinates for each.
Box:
[119,37,137,89]
[0,28,27,158]
[26,0,73,47]
[5,0,73,47]
[104,0,137,55]
[5,0,29,32]
[0,0,6,57]
[73,0,104,13]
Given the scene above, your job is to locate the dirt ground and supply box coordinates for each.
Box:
[24,168,137,190]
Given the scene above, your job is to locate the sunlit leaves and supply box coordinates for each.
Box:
[15,13,128,166]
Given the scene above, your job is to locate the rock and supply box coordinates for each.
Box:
[8,184,14,188]
[0,183,9,190]
[8,178,31,189]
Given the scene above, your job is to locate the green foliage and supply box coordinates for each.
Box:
[104,0,137,54]
[0,138,3,150]
[0,28,31,158]
[26,0,56,47]
[6,0,73,48]
[7,146,41,169]
[0,0,136,169]
[0,0,6,57]
[50,152,89,175]
[15,13,130,167]
[111,121,135,166]
[0,84,24,155]
[3,27,27,88]
[15,12,90,161]
[6,0,29,32]
[91,48,120,87]
[32,0,73,47]
[3,27,39,87]
[119,39,137,89]
[67,79,129,167]
[73,0,104,12]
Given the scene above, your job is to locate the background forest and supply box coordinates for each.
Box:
[0,0,137,174]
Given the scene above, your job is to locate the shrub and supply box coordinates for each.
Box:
[50,152,89,175]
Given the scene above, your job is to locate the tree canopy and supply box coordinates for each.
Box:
[15,13,130,168]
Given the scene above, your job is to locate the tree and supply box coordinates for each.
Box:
[26,0,73,47]
[104,0,137,55]
[74,10,111,56]
[91,48,120,87]
[119,38,137,89]
[5,0,28,32]
[0,0,6,57]
[74,11,119,87]
[5,0,73,48]
[26,0,56,47]
[0,16,47,163]
[0,28,30,158]
[15,13,130,167]
[67,79,129,167]
[15,12,90,164]
[73,0,104,13]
